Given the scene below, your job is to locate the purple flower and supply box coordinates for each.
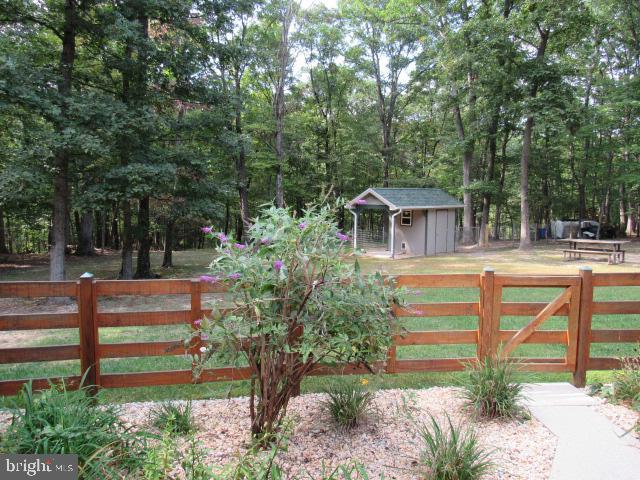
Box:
[234,243,246,250]
[199,275,219,283]
[200,333,209,340]
[217,232,228,243]
[336,232,349,242]
[194,319,202,327]
[298,222,307,230]
[201,226,213,234]
[355,199,367,205]
[274,259,284,272]
[228,272,241,280]
[260,238,270,245]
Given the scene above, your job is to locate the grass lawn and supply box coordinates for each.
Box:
[1,241,638,404]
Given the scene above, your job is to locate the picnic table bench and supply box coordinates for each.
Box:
[559,239,629,264]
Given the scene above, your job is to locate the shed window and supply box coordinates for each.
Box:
[400,210,412,226]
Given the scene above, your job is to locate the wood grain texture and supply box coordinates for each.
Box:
[393,302,479,317]
[394,274,480,288]
[501,288,572,357]
[0,345,80,364]
[0,281,76,298]
[0,313,78,330]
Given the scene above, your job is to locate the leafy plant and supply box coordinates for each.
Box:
[418,414,492,480]
[143,419,177,480]
[323,379,376,429]
[193,205,401,440]
[182,432,213,480]
[612,346,640,409]
[149,400,195,436]
[461,356,527,420]
[1,380,147,479]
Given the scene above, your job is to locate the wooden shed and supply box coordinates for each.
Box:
[347,188,463,258]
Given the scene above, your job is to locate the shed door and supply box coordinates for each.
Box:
[435,209,448,253]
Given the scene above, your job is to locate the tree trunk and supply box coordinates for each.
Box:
[0,207,8,254]
[77,209,94,256]
[135,196,153,278]
[478,114,498,247]
[234,74,251,237]
[118,200,133,279]
[162,219,174,268]
[274,2,294,208]
[619,184,627,234]
[519,30,549,249]
[50,0,76,281]
[519,115,534,248]
[453,101,474,245]
[492,132,509,240]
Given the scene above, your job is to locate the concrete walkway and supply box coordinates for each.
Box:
[523,383,640,480]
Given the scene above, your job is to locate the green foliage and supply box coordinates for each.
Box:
[193,205,400,438]
[1,381,147,479]
[143,420,178,480]
[612,346,640,410]
[323,379,376,429]
[418,414,492,480]
[149,400,195,436]
[461,356,528,420]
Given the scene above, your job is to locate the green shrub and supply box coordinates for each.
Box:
[461,356,527,419]
[194,205,401,440]
[149,400,195,435]
[323,379,375,429]
[1,381,147,479]
[418,414,491,480]
[613,348,640,409]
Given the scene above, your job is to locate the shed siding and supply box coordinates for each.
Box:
[360,193,386,206]
[447,209,456,251]
[394,209,426,256]
[426,210,436,256]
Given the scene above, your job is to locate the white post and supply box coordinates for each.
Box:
[350,209,358,250]
[390,210,401,259]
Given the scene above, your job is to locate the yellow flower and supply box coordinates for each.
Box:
[361,378,369,386]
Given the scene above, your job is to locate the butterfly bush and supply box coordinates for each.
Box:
[189,204,401,439]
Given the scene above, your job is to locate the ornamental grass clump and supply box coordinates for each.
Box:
[323,379,376,429]
[191,204,400,441]
[461,356,527,420]
[149,400,195,436]
[418,414,491,480]
[1,380,147,479]
[612,346,640,409]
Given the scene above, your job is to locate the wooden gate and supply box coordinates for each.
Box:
[489,274,582,371]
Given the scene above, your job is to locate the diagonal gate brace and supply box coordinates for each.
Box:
[501,288,572,358]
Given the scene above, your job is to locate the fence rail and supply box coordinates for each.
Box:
[1,268,639,396]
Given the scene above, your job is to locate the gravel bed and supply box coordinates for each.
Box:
[590,396,639,440]
[119,387,556,479]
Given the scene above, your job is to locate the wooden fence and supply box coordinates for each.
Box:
[1,268,639,396]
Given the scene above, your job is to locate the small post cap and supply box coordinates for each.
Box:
[483,266,495,272]
[80,272,94,278]
[579,266,592,271]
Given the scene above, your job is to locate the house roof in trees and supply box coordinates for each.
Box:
[348,188,463,210]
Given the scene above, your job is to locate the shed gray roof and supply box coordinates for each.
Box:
[349,187,463,209]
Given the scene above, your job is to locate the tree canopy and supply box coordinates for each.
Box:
[1,0,638,277]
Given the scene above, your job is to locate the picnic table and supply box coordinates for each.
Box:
[559,238,629,264]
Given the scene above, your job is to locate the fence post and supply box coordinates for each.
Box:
[78,272,99,393]
[573,266,593,387]
[478,267,495,360]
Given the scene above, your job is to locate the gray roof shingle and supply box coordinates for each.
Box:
[371,188,463,208]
